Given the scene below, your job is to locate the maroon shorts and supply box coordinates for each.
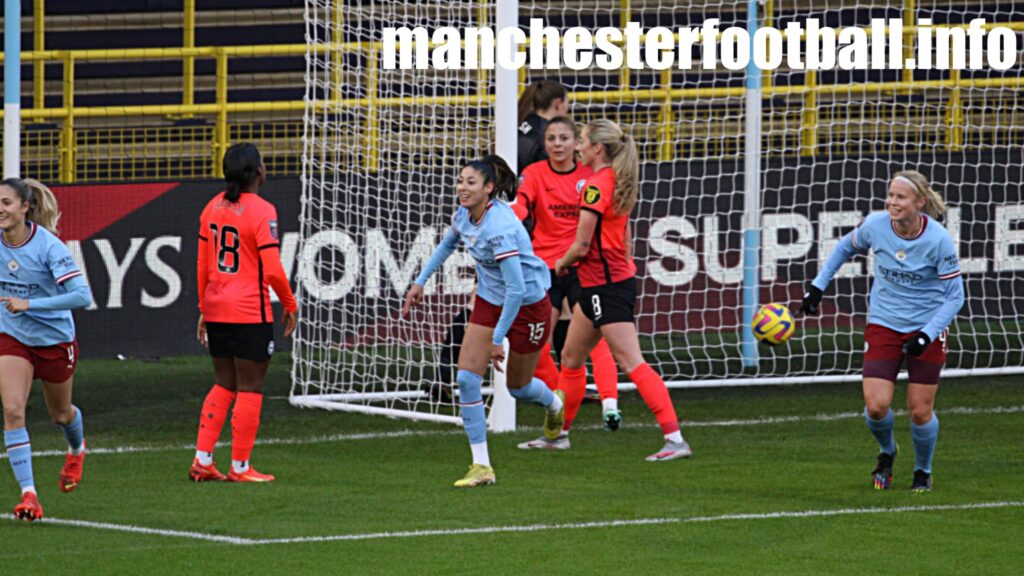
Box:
[469,296,553,354]
[0,333,78,383]
[863,323,947,385]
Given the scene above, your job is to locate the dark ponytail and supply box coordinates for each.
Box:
[222,143,263,202]
[481,154,516,201]
[461,155,516,202]
[517,79,568,123]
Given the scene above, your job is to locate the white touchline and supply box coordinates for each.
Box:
[4,501,1022,546]
[3,404,1021,461]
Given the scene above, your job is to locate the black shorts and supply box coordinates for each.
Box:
[579,277,637,327]
[548,268,582,309]
[206,322,275,362]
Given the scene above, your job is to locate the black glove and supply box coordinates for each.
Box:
[799,285,823,315]
[903,332,931,357]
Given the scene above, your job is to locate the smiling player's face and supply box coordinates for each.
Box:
[456,167,492,211]
[0,186,29,233]
[886,180,925,225]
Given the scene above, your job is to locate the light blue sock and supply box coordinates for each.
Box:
[911,413,939,474]
[60,405,85,453]
[457,370,487,446]
[864,407,896,454]
[4,428,35,491]
[508,377,556,408]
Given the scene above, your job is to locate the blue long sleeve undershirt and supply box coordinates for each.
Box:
[812,232,964,341]
[29,275,93,311]
[492,255,526,345]
[414,229,459,287]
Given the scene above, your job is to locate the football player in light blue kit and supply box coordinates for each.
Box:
[402,156,565,488]
[0,178,93,521]
[801,170,964,492]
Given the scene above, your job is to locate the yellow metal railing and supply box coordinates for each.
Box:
[3,2,1024,181]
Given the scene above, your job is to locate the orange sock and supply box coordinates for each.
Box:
[231,392,264,463]
[196,384,236,454]
[590,338,618,400]
[628,363,680,435]
[558,365,588,432]
[533,342,560,390]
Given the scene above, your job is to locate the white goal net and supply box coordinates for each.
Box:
[293,0,1024,424]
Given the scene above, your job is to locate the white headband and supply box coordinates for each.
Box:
[892,175,919,190]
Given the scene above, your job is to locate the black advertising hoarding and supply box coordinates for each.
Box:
[55,151,1023,359]
[54,178,300,359]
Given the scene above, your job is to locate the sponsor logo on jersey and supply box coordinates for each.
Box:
[269,219,279,240]
[583,185,601,205]
[878,265,923,286]
[519,121,533,135]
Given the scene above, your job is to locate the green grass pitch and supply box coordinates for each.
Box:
[1,355,1022,574]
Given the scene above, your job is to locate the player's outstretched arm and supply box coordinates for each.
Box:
[802,231,862,315]
[403,229,460,317]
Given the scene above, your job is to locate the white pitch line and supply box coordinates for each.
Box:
[7,501,1019,546]
[3,404,1022,461]
[1,514,252,545]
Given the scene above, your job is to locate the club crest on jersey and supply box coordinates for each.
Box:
[7,259,18,274]
[467,235,477,247]
[895,249,907,261]
[269,219,279,240]
[576,179,586,194]
[583,185,601,205]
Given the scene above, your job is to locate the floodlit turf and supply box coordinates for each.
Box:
[2,355,1022,574]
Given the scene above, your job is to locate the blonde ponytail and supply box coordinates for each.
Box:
[585,119,639,215]
[23,178,62,234]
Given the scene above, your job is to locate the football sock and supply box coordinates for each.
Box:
[4,428,35,494]
[509,377,560,412]
[197,384,236,458]
[602,398,619,413]
[533,342,560,390]
[231,391,263,467]
[232,459,250,473]
[629,363,680,435]
[60,405,85,455]
[457,370,489,465]
[911,413,939,474]
[470,442,490,468]
[590,338,619,401]
[558,365,588,431]
[864,407,897,454]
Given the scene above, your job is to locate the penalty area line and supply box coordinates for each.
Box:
[8,501,1022,546]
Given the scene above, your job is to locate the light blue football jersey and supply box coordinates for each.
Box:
[447,201,550,307]
[0,222,83,346]
[813,212,965,340]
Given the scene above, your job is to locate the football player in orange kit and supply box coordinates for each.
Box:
[190,143,298,483]
[554,119,692,462]
[511,117,624,451]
